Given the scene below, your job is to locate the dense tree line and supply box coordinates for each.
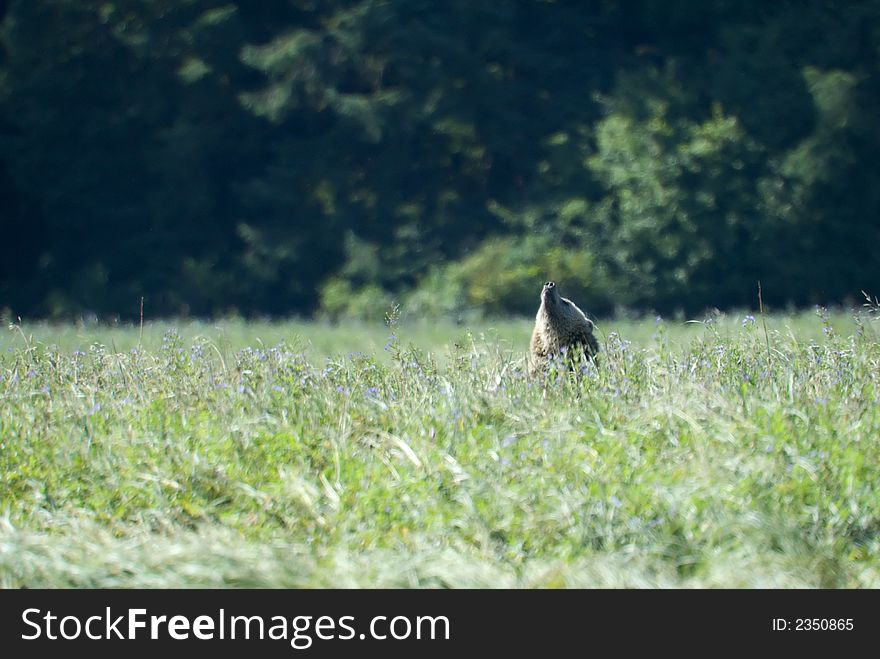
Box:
[1,1,878,319]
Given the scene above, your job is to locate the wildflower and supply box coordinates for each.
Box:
[366,386,379,398]
[86,403,101,417]
[579,362,598,377]
[41,384,51,395]
[190,345,205,362]
[742,315,756,326]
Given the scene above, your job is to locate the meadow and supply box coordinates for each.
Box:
[1,307,878,587]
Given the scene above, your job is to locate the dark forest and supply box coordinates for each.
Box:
[2,1,878,319]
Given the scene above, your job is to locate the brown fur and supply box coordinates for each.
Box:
[529,281,599,375]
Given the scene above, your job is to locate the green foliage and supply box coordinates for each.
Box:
[588,85,770,310]
[1,314,878,587]
[2,1,880,318]
[318,277,393,322]
[406,236,608,317]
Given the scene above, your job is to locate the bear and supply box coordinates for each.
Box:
[529,281,599,376]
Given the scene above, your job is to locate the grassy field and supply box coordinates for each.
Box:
[1,308,878,587]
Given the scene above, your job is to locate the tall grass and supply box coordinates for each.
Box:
[1,309,877,587]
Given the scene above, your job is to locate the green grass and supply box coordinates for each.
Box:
[1,308,878,587]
